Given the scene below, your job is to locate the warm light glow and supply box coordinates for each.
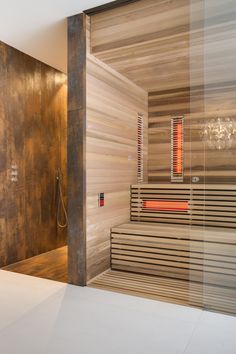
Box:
[201,117,236,150]
[175,122,183,174]
[143,200,189,211]
[171,116,184,181]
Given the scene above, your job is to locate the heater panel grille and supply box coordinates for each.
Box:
[137,114,144,183]
[171,116,184,182]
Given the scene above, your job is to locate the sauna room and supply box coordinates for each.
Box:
[68,0,236,316]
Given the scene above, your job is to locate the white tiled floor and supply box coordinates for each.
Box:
[0,270,236,354]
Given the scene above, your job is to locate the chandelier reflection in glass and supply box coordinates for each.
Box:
[201,117,236,150]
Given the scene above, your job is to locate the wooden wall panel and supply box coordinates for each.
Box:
[86,17,148,281]
[0,41,67,267]
[148,83,236,183]
[203,0,236,184]
[90,0,236,184]
[90,0,194,92]
[149,86,196,183]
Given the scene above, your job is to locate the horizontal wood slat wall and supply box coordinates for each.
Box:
[131,184,236,228]
[148,82,236,184]
[90,0,192,92]
[90,0,233,93]
[90,0,236,184]
[88,0,236,314]
[0,41,67,268]
[148,0,236,184]
[86,17,148,281]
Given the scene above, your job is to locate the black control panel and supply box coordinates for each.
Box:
[98,192,104,207]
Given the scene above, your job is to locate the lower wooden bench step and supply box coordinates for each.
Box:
[89,270,236,315]
[111,222,236,288]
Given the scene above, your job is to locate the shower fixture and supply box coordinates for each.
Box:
[56,168,68,228]
[10,164,18,183]
[201,117,236,150]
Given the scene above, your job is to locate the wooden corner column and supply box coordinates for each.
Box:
[68,13,87,286]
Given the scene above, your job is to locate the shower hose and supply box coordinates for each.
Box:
[56,168,68,228]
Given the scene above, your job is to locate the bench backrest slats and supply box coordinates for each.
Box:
[131,184,236,229]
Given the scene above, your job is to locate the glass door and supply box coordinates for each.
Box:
[189,0,236,315]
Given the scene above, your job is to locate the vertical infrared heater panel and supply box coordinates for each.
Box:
[171,116,184,182]
[137,114,144,183]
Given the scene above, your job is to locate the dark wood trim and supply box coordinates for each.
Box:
[67,13,87,286]
[149,80,236,97]
[84,0,141,15]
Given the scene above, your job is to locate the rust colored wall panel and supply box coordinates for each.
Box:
[0,41,67,267]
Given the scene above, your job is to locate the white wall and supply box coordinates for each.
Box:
[0,0,111,72]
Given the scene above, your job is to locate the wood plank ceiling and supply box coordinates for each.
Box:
[90,0,203,92]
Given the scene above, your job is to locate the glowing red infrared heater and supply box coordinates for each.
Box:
[171,116,184,182]
[143,200,189,212]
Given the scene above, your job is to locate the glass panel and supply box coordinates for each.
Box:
[188,0,205,311]
[203,0,236,315]
[190,0,236,315]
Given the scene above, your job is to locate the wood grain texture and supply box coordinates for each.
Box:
[131,184,236,228]
[90,0,194,92]
[86,16,148,281]
[3,246,68,283]
[84,0,141,15]
[111,221,236,288]
[202,0,236,184]
[90,270,236,315]
[87,0,236,316]
[91,0,236,184]
[110,183,236,314]
[68,14,87,286]
[90,0,232,92]
[0,41,67,268]
[148,83,236,183]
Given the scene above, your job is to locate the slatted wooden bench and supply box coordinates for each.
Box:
[111,184,236,289]
[131,184,236,228]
